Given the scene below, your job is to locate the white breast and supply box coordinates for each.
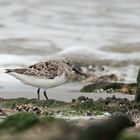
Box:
[10,72,68,89]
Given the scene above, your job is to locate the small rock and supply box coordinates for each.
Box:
[77,96,87,101]
[72,99,76,103]
[85,112,92,116]
[112,95,116,100]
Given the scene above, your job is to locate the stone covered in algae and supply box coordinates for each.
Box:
[1,96,140,117]
[0,97,140,140]
[0,112,38,132]
[117,126,140,140]
[0,112,80,140]
[81,115,134,140]
[0,97,105,116]
[0,98,67,109]
[70,96,104,115]
[81,82,136,94]
[0,112,134,140]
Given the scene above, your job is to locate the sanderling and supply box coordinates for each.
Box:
[5,57,84,100]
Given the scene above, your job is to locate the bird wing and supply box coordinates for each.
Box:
[5,59,64,79]
[25,61,61,79]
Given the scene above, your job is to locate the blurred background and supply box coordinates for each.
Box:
[0,0,140,100]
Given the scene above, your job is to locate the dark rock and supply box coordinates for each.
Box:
[112,95,116,99]
[72,99,76,103]
[97,98,104,102]
[77,96,87,101]
[85,111,92,116]
[81,115,134,140]
[0,109,8,117]
[112,112,126,117]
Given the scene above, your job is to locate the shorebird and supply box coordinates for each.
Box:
[5,57,84,100]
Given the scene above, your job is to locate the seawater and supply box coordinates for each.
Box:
[0,0,140,81]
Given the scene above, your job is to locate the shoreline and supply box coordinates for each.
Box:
[0,82,135,102]
[0,69,135,102]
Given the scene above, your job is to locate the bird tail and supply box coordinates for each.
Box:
[5,68,26,74]
[5,69,14,73]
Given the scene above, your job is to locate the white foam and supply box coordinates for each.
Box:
[56,46,140,66]
[55,112,111,120]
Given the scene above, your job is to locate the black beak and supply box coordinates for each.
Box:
[72,65,87,77]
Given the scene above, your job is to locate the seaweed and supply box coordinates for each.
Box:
[0,112,38,132]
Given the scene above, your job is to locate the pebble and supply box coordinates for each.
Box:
[14,104,43,115]
[77,96,87,101]
[0,109,8,117]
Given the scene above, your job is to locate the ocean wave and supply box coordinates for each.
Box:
[56,46,140,66]
[1,46,140,67]
[0,54,41,67]
[102,43,140,53]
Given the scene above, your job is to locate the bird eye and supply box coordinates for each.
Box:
[67,62,70,65]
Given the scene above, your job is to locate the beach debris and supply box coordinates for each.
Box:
[83,73,125,83]
[72,64,125,83]
[12,104,44,115]
[95,74,124,83]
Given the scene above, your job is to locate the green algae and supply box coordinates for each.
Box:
[118,136,140,140]
[0,110,136,140]
[69,98,105,116]
[0,112,38,132]
[0,112,58,133]
[0,98,28,108]
[0,96,140,117]
[0,98,68,109]
[118,132,140,140]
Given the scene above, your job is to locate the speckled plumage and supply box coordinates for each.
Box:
[5,57,82,100]
[6,58,74,79]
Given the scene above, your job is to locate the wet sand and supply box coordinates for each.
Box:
[0,80,135,102]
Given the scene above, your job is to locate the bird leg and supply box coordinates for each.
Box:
[43,90,48,100]
[37,88,40,100]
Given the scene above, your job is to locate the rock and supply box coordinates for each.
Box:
[118,125,140,140]
[83,75,96,83]
[112,95,116,99]
[81,82,136,94]
[0,112,134,140]
[77,96,87,102]
[81,115,134,140]
[85,111,92,116]
[0,112,38,132]
[72,99,76,103]
[0,109,8,117]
